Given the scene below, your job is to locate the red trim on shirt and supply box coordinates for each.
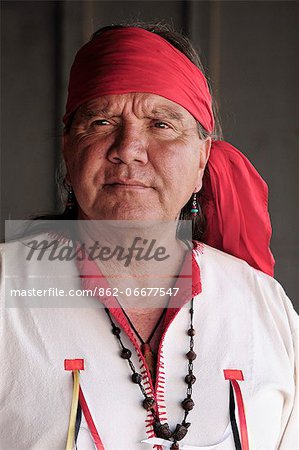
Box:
[76,241,202,445]
[78,242,201,337]
[64,359,84,371]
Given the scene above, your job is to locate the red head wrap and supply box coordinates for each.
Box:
[64,27,275,276]
[63,27,214,131]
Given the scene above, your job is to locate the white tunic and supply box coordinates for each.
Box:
[0,237,298,450]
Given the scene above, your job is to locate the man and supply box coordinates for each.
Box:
[0,23,298,450]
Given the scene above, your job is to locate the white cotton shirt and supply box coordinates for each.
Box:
[0,237,298,450]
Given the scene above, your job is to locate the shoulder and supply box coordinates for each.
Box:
[0,231,79,284]
[193,240,290,295]
[0,231,75,264]
[193,241,298,336]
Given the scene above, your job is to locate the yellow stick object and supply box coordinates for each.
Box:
[65,370,80,450]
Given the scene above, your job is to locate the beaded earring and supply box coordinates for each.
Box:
[190,193,199,217]
[65,183,75,212]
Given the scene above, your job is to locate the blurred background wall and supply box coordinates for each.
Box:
[1,1,298,308]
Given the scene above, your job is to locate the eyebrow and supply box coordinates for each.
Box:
[79,105,185,122]
[79,107,112,119]
[149,107,185,122]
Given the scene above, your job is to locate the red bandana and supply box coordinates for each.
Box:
[63,27,214,132]
[63,27,274,276]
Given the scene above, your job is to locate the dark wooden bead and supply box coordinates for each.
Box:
[153,420,161,435]
[185,374,196,385]
[155,422,172,439]
[131,373,142,384]
[153,420,160,429]
[182,398,195,411]
[121,348,132,359]
[112,327,121,335]
[173,424,188,441]
[187,328,196,336]
[142,397,156,410]
[171,443,179,449]
[186,350,197,361]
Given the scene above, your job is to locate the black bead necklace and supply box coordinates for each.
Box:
[104,298,196,449]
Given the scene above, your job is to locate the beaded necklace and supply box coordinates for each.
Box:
[104,298,196,449]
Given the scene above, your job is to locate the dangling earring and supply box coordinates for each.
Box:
[65,183,75,212]
[190,192,199,217]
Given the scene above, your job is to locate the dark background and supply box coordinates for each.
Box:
[1,1,299,309]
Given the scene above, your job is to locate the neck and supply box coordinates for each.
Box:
[76,220,191,310]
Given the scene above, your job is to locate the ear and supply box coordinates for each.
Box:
[194,137,211,192]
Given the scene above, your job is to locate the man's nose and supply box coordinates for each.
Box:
[107,123,149,165]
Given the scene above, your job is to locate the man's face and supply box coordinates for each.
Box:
[63,92,211,220]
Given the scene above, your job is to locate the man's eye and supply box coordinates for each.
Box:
[91,119,110,126]
[154,122,171,129]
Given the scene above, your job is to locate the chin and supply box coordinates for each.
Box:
[87,205,166,221]
[100,211,162,221]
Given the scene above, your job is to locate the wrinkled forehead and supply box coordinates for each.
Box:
[73,93,198,125]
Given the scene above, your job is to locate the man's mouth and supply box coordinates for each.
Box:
[104,178,151,189]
